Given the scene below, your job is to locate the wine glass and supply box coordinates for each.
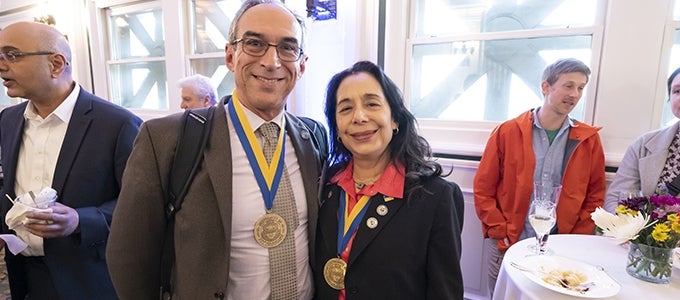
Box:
[528,200,557,255]
[619,190,643,204]
[534,181,562,205]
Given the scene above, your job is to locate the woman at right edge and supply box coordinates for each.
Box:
[314,61,465,300]
[606,66,680,211]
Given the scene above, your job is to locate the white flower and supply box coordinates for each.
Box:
[590,207,650,244]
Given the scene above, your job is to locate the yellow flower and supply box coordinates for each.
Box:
[652,223,671,242]
[668,213,679,223]
[672,221,680,234]
[615,205,629,215]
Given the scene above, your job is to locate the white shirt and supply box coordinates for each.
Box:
[14,86,79,256]
[15,86,79,198]
[226,103,313,300]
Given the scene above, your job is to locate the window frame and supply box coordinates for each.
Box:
[90,0,186,119]
[384,0,607,156]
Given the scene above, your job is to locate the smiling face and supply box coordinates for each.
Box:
[335,72,398,163]
[541,72,588,117]
[225,3,306,121]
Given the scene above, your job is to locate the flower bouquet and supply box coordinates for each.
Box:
[591,190,680,284]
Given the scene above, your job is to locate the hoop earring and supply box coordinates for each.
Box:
[337,135,342,143]
[393,128,399,135]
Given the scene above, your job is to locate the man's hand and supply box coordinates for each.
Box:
[24,202,79,238]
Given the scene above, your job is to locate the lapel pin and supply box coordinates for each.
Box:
[376,204,388,216]
[366,217,378,229]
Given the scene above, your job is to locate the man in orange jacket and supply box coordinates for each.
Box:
[473,58,606,297]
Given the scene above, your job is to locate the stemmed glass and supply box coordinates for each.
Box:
[619,190,643,203]
[528,200,557,255]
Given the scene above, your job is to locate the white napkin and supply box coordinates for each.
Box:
[1,187,57,256]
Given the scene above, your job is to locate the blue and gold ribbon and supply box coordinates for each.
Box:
[228,93,286,210]
[337,191,372,255]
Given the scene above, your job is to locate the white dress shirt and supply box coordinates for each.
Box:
[14,86,80,256]
[226,103,313,300]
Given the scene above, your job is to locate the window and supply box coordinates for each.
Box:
[407,0,604,122]
[105,2,168,110]
[187,0,239,99]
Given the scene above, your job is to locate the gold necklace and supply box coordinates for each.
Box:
[352,174,381,190]
[354,181,367,190]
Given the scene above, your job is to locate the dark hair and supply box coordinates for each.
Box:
[667,67,680,97]
[324,61,445,197]
[542,58,591,85]
[228,0,306,49]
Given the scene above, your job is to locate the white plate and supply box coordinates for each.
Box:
[515,255,621,298]
[674,248,680,269]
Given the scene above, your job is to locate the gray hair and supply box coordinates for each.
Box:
[177,74,217,105]
[542,58,591,86]
[228,0,306,49]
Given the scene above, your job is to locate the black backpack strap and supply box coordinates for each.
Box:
[167,106,215,215]
[160,106,215,299]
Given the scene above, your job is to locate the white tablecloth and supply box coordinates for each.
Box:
[493,234,680,300]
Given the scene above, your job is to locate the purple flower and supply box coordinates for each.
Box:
[619,196,648,211]
[650,194,680,206]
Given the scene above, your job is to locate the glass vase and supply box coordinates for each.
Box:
[626,243,674,284]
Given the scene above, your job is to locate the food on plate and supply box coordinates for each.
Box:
[541,268,588,289]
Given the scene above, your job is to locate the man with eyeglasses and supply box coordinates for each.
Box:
[0,22,142,300]
[107,1,327,299]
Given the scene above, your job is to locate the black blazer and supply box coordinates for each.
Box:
[0,87,141,300]
[314,176,465,300]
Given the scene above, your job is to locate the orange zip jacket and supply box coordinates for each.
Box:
[473,110,606,251]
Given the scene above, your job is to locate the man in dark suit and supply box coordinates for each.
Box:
[106,1,327,299]
[0,22,142,299]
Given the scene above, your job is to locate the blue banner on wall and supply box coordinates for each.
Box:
[308,0,337,21]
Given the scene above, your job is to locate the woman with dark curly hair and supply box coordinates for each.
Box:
[314,61,464,300]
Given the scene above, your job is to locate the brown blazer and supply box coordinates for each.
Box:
[106,101,325,299]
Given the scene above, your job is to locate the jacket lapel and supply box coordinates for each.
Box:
[2,102,28,199]
[52,89,93,195]
[640,122,680,192]
[319,186,341,257]
[204,103,234,246]
[348,194,404,266]
[285,113,319,253]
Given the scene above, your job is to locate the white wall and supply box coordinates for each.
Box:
[290,0,378,124]
[595,0,674,164]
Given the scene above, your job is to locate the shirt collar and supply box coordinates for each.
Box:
[332,159,405,199]
[23,84,80,124]
[230,94,285,132]
[533,106,574,130]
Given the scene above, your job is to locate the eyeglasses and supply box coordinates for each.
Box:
[232,37,303,62]
[0,51,55,62]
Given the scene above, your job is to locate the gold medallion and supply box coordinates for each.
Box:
[253,213,287,248]
[323,257,347,290]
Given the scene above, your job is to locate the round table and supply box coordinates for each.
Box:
[493,234,680,299]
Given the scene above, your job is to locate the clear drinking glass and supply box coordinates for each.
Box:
[533,181,562,205]
[619,190,644,203]
[528,200,557,255]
